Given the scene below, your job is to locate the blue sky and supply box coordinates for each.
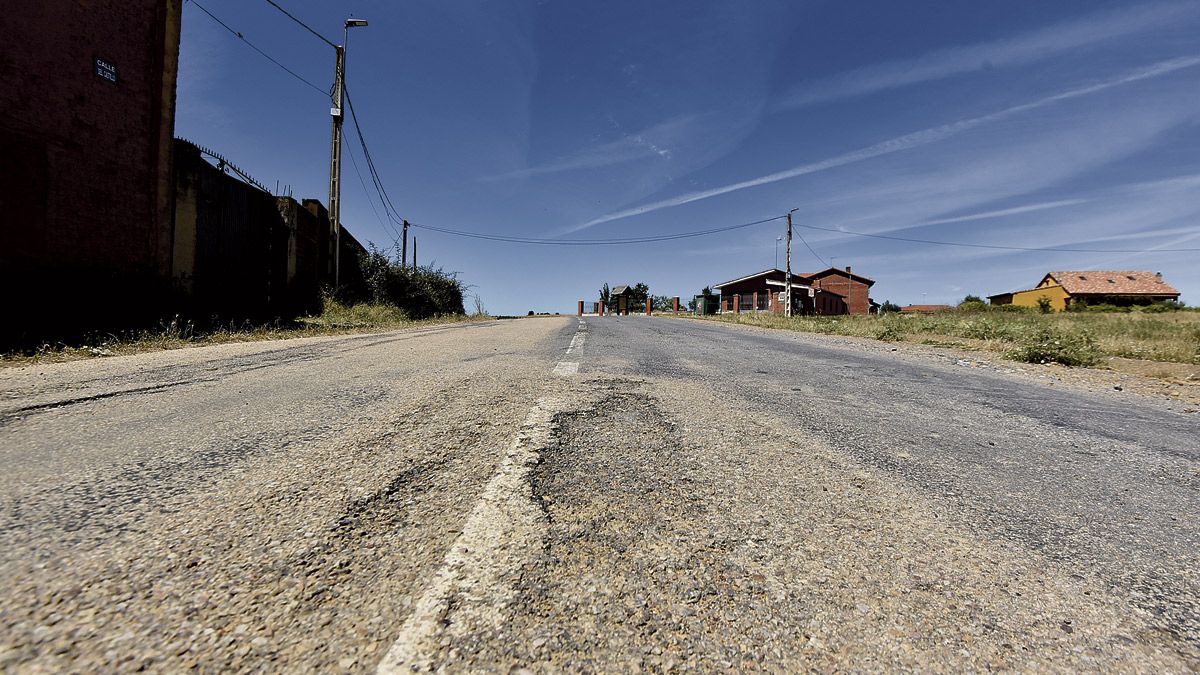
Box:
[177,0,1200,313]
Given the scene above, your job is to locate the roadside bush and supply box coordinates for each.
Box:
[990,303,1034,313]
[873,324,905,341]
[307,296,409,327]
[957,300,988,313]
[359,247,466,319]
[1138,300,1185,313]
[1005,326,1101,366]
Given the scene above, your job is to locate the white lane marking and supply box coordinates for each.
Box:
[552,361,579,376]
[376,397,561,673]
[565,332,586,354]
[553,320,586,376]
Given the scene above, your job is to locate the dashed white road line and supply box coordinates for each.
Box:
[553,320,587,376]
[566,332,586,355]
[552,361,579,376]
[375,397,562,673]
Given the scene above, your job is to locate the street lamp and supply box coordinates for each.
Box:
[327,17,369,291]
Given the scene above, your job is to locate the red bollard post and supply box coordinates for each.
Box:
[672,297,680,313]
[733,295,740,314]
[752,292,758,314]
[577,300,584,316]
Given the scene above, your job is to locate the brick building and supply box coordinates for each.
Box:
[804,267,875,315]
[712,269,847,315]
[0,0,182,342]
[711,267,876,315]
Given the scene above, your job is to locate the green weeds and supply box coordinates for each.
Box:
[687,309,1200,367]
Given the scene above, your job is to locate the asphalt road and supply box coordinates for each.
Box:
[1,315,1196,671]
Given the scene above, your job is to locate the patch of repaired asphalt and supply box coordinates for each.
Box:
[433,375,1194,671]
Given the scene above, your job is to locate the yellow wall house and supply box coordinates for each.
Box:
[988,271,1181,311]
[1008,276,1071,311]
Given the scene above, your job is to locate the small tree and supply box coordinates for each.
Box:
[879,300,902,314]
[651,295,674,311]
[630,282,650,312]
[958,294,988,312]
[1036,296,1053,313]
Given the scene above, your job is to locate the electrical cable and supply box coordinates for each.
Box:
[798,222,1200,253]
[343,84,404,222]
[795,229,828,266]
[343,138,396,241]
[188,0,329,96]
[262,0,338,48]
[405,216,787,245]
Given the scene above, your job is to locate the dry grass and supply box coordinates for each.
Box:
[685,309,1200,367]
[2,298,485,367]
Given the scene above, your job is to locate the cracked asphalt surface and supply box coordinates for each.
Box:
[1,315,1196,671]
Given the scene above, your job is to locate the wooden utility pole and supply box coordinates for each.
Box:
[326,44,346,289]
[326,19,368,289]
[785,209,796,317]
[401,219,409,267]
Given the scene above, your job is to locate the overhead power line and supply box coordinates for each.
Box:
[798,222,1200,253]
[188,0,328,95]
[262,0,338,48]
[407,216,787,245]
[343,84,404,226]
[795,229,827,266]
[343,139,392,238]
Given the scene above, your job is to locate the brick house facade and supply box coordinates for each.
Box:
[804,267,875,315]
[712,267,875,316]
[712,269,848,315]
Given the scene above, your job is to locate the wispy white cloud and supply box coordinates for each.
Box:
[917,199,1089,226]
[485,114,701,181]
[567,56,1200,235]
[797,173,1200,271]
[778,0,1200,109]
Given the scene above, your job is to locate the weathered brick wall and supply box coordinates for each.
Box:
[277,197,326,316]
[172,142,290,324]
[810,275,871,315]
[0,0,181,342]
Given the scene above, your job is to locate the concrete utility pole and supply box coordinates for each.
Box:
[326,18,368,291]
[785,209,797,317]
[401,219,409,267]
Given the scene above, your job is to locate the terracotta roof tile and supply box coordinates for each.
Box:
[1048,271,1179,296]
